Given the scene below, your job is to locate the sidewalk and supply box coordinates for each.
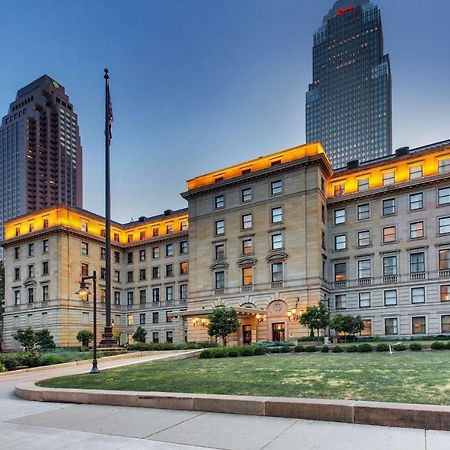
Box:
[2,351,450,449]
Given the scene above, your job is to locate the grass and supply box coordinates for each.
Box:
[38,352,450,405]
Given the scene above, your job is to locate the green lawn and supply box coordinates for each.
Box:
[38,352,450,405]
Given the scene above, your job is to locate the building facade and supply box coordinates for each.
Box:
[2,141,450,348]
[0,75,83,251]
[306,0,392,169]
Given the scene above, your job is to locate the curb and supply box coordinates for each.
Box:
[16,381,450,431]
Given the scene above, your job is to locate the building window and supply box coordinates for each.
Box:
[409,165,423,180]
[114,291,121,305]
[321,205,325,223]
[360,319,372,336]
[180,284,187,300]
[152,267,160,279]
[127,314,133,326]
[383,256,397,276]
[358,177,369,192]
[335,294,347,309]
[166,330,174,343]
[333,182,345,196]
[383,172,395,186]
[28,265,34,278]
[27,243,34,257]
[139,313,146,325]
[166,223,173,234]
[166,264,173,277]
[180,262,188,275]
[152,331,159,343]
[242,267,253,286]
[42,285,49,302]
[334,262,346,282]
[439,217,450,235]
[215,220,225,236]
[166,244,174,257]
[127,252,133,264]
[127,291,134,305]
[271,207,283,224]
[139,249,146,261]
[411,287,425,304]
[242,188,252,202]
[439,249,450,270]
[359,292,371,308]
[152,312,159,324]
[271,234,283,250]
[410,252,425,273]
[442,315,450,333]
[242,239,253,255]
[81,263,89,277]
[382,199,396,216]
[100,247,106,260]
[271,263,283,282]
[438,159,450,173]
[43,239,49,253]
[358,230,371,247]
[180,221,188,231]
[81,221,88,232]
[409,193,423,211]
[441,285,450,302]
[180,241,188,254]
[242,214,253,230]
[14,247,20,260]
[14,290,21,305]
[358,259,371,279]
[215,271,225,289]
[271,180,283,195]
[28,288,34,304]
[139,269,146,281]
[166,286,173,301]
[114,233,120,242]
[215,195,224,209]
[14,268,20,281]
[114,251,120,263]
[215,244,225,260]
[334,208,345,225]
[438,188,450,205]
[385,318,398,335]
[152,247,160,259]
[152,227,159,237]
[383,226,397,243]
[152,288,160,303]
[43,218,49,229]
[114,270,120,282]
[410,221,424,239]
[412,316,426,334]
[127,234,133,243]
[384,290,397,306]
[42,261,49,276]
[127,271,134,283]
[358,204,370,221]
[334,234,346,251]
[139,230,146,241]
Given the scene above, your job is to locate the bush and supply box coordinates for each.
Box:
[280,346,292,353]
[23,352,43,367]
[0,354,20,370]
[294,345,305,353]
[358,344,373,353]
[241,348,255,357]
[254,347,266,355]
[212,349,228,358]
[270,347,281,353]
[376,343,390,352]
[228,350,239,357]
[40,355,63,366]
[76,330,94,348]
[199,350,212,359]
[304,345,317,353]
[0,363,6,372]
[409,343,422,351]
[35,329,56,350]
[345,345,358,353]
[393,343,407,352]
[445,341,450,350]
[431,341,446,350]
[321,345,329,353]
[332,345,343,353]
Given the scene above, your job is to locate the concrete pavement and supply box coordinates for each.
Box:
[1,351,450,449]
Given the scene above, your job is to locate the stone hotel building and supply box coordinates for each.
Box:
[2,140,450,348]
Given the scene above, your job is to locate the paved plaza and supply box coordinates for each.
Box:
[1,353,450,449]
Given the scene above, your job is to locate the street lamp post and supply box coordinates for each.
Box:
[76,270,100,374]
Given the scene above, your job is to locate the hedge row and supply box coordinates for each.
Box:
[0,352,68,371]
[127,342,217,352]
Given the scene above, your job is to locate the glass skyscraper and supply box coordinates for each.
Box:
[306,0,392,169]
[0,75,83,248]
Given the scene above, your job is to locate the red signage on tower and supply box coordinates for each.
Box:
[336,6,354,16]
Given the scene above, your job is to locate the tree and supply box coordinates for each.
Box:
[330,314,365,341]
[76,330,94,348]
[207,307,240,346]
[132,326,147,343]
[300,301,330,341]
[14,327,36,352]
[35,329,56,350]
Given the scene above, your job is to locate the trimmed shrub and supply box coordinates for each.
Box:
[358,344,373,353]
[393,343,407,352]
[445,341,450,350]
[345,345,358,353]
[241,348,255,357]
[254,347,266,356]
[409,342,422,351]
[40,355,63,366]
[304,345,317,353]
[321,345,329,353]
[228,350,239,357]
[212,349,228,358]
[199,350,212,359]
[376,343,390,352]
[332,345,343,353]
[294,345,305,353]
[280,346,292,353]
[0,363,6,372]
[431,341,446,350]
[22,352,42,367]
[270,347,281,354]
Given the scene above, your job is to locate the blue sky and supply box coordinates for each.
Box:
[1,0,449,222]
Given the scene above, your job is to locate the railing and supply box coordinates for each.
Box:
[241,285,254,292]
[271,281,283,289]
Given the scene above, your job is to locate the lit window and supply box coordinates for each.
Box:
[242,239,253,255]
[127,314,133,326]
[333,182,345,196]
[383,226,396,243]
[334,262,346,281]
[180,262,188,275]
[412,316,426,334]
[409,221,424,239]
[440,250,450,270]
[242,267,253,286]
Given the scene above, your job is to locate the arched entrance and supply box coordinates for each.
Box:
[267,300,288,342]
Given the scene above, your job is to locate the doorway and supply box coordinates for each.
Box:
[272,322,285,342]
[242,325,252,345]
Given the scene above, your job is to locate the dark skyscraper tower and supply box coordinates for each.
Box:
[306,0,392,169]
[0,75,83,244]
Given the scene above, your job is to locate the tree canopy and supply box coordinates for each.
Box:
[207,307,240,346]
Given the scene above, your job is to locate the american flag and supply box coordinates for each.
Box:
[106,80,113,146]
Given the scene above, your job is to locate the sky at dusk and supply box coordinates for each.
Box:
[1,0,449,223]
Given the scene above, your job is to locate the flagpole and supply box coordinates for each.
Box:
[102,68,114,346]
